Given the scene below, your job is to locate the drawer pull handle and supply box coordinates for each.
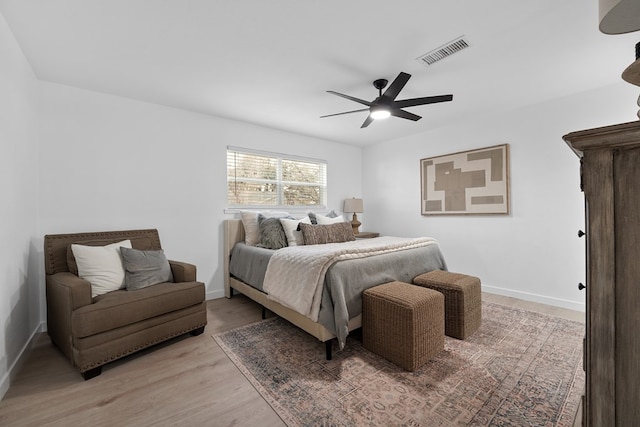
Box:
[578,283,586,291]
[578,230,585,238]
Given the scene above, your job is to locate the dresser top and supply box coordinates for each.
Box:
[563,120,640,157]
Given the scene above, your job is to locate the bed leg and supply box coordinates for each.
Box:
[325,340,332,360]
[261,306,266,320]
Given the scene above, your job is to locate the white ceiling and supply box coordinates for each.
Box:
[1,0,638,146]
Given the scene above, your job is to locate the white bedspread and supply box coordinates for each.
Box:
[262,236,438,321]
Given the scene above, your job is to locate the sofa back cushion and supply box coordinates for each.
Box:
[44,229,162,276]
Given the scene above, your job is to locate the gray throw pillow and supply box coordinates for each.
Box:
[120,247,174,291]
[257,214,289,249]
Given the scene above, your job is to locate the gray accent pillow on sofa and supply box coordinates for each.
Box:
[120,247,174,291]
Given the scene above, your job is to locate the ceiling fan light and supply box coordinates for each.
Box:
[370,109,391,120]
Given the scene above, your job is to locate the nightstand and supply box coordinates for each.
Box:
[355,232,379,239]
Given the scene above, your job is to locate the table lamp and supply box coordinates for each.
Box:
[343,198,364,235]
[600,0,640,115]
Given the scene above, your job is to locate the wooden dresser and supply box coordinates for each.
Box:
[563,121,640,426]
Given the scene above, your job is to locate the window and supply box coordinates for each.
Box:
[227,146,327,209]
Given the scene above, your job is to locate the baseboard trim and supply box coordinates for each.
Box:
[206,289,225,300]
[482,284,585,312]
[0,322,46,401]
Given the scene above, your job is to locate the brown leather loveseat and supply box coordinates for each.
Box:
[44,229,207,379]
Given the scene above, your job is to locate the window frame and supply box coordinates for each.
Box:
[226,146,328,210]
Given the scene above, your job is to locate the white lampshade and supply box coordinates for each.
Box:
[600,0,640,34]
[343,198,364,213]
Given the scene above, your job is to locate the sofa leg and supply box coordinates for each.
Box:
[81,367,102,380]
[190,326,205,336]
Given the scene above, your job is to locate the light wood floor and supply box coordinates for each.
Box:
[0,293,584,426]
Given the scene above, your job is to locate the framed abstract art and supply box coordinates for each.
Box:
[420,144,510,215]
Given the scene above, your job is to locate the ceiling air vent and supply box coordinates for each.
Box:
[416,36,470,66]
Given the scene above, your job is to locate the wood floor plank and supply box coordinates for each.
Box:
[0,293,582,426]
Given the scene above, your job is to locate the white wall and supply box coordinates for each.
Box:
[37,82,362,310]
[0,13,40,398]
[363,82,638,311]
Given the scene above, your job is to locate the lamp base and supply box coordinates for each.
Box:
[621,57,640,119]
[350,213,361,235]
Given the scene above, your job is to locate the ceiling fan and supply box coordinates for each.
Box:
[321,72,453,128]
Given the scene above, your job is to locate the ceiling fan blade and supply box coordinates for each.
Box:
[380,72,411,102]
[391,109,422,121]
[326,91,372,107]
[360,115,374,128]
[320,108,369,118]
[392,94,453,109]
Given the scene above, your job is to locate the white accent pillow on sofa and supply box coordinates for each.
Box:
[71,240,132,297]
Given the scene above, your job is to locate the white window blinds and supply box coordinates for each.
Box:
[227,147,327,209]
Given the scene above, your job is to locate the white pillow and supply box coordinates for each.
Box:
[316,213,346,224]
[240,210,289,246]
[280,216,312,246]
[71,240,133,298]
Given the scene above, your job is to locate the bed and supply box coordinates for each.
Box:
[223,219,447,359]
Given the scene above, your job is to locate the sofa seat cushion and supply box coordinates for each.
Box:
[72,281,205,338]
[73,303,206,352]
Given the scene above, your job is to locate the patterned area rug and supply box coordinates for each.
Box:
[213,302,584,426]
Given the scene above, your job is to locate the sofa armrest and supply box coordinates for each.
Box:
[47,272,93,311]
[169,260,197,282]
[46,272,93,363]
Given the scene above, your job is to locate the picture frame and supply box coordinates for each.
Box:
[420,144,510,215]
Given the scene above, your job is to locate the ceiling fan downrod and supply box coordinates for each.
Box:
[372,78,388,96]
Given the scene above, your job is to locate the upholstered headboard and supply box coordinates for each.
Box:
[224,219,244,256]
[223,219,245,298]
[44,229,162,275]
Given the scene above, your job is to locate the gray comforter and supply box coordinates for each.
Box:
[229,242,447,348]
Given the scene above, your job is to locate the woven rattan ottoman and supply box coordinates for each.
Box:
[413,270,481,340]
[362,281,444,371]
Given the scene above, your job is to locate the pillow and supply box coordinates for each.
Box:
[316,213,345,225]
[71,240,133,298]
[299,222,355,245]
[67,238,118,275]
[120,247,174,291]
[307,210,338,224]
[256,214,289,249]
[240,210,289,246]
[279,216,312,246]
